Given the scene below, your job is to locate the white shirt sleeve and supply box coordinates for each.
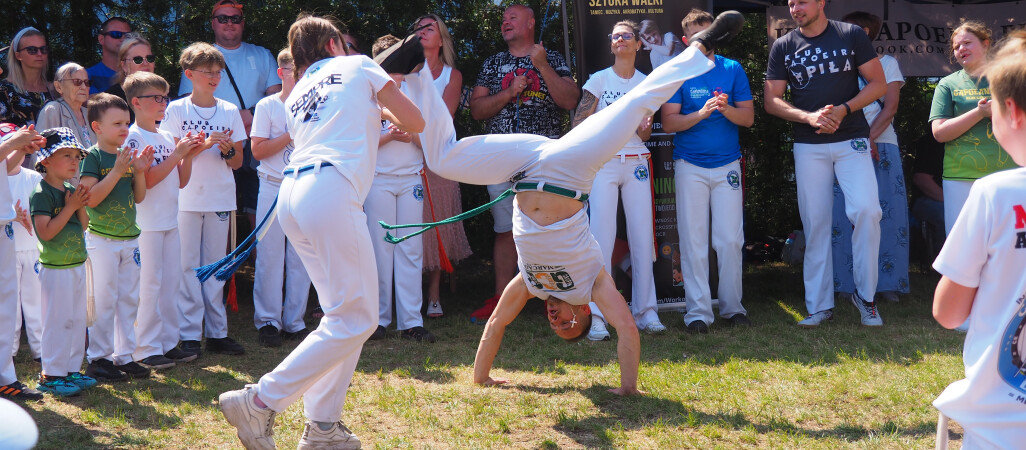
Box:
[158,103,182,139]
[581,70,602,99]
[251,97,273,139]
[933,183,990,288]
[881,56,905,86]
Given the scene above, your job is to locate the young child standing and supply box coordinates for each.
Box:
[8,146,43,362]
[80,93,154,382]
[31,128,97,397]
[160,42,246,357]
[250,48,311,348]
[124,72,205,368]
[932,30,1026,448]
[365,35,433,343]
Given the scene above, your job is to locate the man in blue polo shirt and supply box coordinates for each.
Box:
[661,8,754,334]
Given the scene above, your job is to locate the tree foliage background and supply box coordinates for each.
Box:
[2,3,938,253]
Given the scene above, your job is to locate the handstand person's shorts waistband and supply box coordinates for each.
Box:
[282,161,335,177]
[513,181,589,202]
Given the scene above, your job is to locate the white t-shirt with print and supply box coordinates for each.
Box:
[7,167,42,251]
[178,42,281,110]
[376,80,424,176]
[582,67,649,156]
[251,94,294,178]
[932,167,1026,448]
[0,164,13,224]
[860,55,904,145]
[159,97,246,212]
[126,124,179,231]
[285,55,392,202]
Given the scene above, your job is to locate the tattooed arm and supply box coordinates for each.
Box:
[572,91,598,128]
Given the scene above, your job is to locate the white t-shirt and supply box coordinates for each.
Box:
[126,125,179,231]
[7,167,42,251]
[159,97,246,212]
[932,167,1026,448]
[285,55,392,202]
[178,42,281,110]
[582,67,649,156]
[251,94,293,178]
[376,81,424,176]
[860,55,904,145]
[0,163,14,224]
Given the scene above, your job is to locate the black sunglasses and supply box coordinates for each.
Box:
[17,45,48,55]
[214,14,244,24]
[60,78,91,87]
[125,55,156,64]
[137,94,170,104]
[101,30,128,39]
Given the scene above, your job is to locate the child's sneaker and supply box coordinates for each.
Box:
[297,420,361,450]
[0,381,44,401]
[165,347,198,363]
[587,317,610,341]
[138,355,176,370]
[850,292,884,327]
[37,376,82,397]
[85,358,129,382]
[797,310,834,328]
[219,385,276,450]
[206,337,245,355]
[115,361,152,379]
[64,372,98,389]
[179,340,202,358]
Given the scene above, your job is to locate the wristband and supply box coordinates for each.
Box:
[220,147,237,160]
[842,103,851,115]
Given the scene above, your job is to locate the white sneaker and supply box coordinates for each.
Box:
[797,310,833,328]
[641,322,667,334]
[297,420,362,449]
[850,292,883,327]
[426,300,443,318]
[219,385,277,450]
[587,317,610,341]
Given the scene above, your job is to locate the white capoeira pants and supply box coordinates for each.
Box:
[178,210,230,340]
[0,233,18,385]
[134,228,182,360]
[40,265,87,378]
[588,155,660,327]
[674,159,746,325]
[942,179,973,236]
[365,172,425,330]
[253,174,311,333]
[12,249,42,360]
[85,233,140,365]
[793,141,881,314]
[256,166,378,422]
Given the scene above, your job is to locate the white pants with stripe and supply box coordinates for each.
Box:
[588,155,660,328]
[0,233,17,385]
[365,172,425,330]
[134,228,182,360]
[793,141,881,314]
[253,174,311,333]
[178,210,230,340]
[13,249,42,360]
[85,233,140,365]
[256,167,378,423]
[40,265,87,378]
[674,159,746,325]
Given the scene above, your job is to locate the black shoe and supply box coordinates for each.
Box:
[180,340,202,358]
[115,361,152,379]
[281,328,310,341]
[685,320,709,334]
[368,325,387,341]
[725,314,753,327]
[401,326,437,343]
[258,325,282,348]
[373,33,425,74]
[0,381,44,401]
[137,354,176,370]
[165,347,199,363]
[85,358,129,382]
[690,10,745,52]
[206,337,245,355]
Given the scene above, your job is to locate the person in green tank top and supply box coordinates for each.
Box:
[929,20,1014,235]
[77,93,155,383]
[29,127,96,396]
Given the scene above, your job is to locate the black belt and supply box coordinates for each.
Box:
[513,181,588,202]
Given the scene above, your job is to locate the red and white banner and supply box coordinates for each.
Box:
[768,1,1026,76]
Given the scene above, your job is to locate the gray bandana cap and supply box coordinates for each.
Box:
[35,127,87,172]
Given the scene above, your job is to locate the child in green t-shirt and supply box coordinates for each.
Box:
[77,93,154,382]
[29,127,95,397]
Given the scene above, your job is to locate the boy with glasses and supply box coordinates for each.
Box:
[87,17,133,94]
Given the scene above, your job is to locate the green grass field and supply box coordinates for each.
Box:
[13,260,965,449]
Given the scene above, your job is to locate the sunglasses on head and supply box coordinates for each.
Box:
[17,45,48,55]
[126,55,156,64]
[101,30,128,39]
[60,78,90,87]
[214,14,243,24]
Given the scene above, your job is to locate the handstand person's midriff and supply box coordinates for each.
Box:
[515,191,583,226]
